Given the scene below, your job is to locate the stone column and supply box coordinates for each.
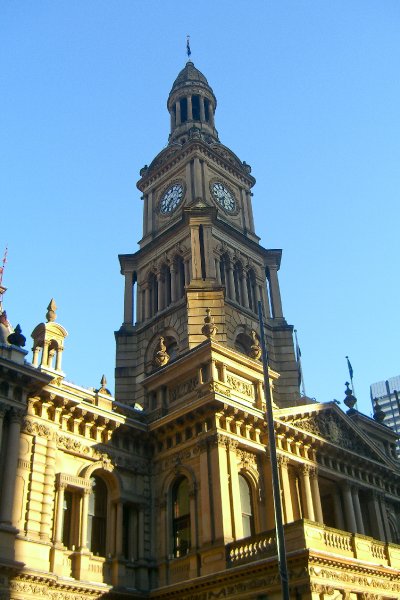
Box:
[267,266,283,319]
[240,272,249,308]
[246,191,255,231]
[138,506,145,559]
[227,263,235,300]
[278,456,294,524]
[157,271,164,311]
[352,486,365,534]
[190,226,202,280]
[299,465,315,521]
[0,409,24,526]
[136,284,142,324]
[175,101,181,125]
[0,404,8,454]
[310,467,324,524]
[115,501,123,557]
[209,105,215,127]
[187,95,193,120]
[215,258,221,284]
[378,492,391,542]
[198,441,212,544]
[199,96,205,122]
[209,435,233,542]
[227,440,242,539]
[54,483,66,545]
[184,259,191,286]
[144,284,150,320]
[79,489,91,550]
[40,434,57,540]
[41,340,50,367]
[193,157,202,200]
[341,482,357,533]
[55,346,63,372]
[123,271,134,325]
[170,263,177,303]
[332,488,345,530]
[32,346,40,367]
[369,492,385,540]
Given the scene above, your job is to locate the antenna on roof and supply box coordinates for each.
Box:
[186,35,192,60]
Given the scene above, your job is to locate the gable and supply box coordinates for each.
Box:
[282,407,391,466]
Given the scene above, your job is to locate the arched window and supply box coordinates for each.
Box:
[239,474,254,538]
[172,477,191,557]
[87,475,107,556]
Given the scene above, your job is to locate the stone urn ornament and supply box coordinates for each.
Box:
[201,308,217,339]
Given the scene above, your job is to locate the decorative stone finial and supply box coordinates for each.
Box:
[46,299,57,322]
[373,398,385,423]
[248,330,262,360]
[153,336,170,368]
[201,308,217,339]
[8,324,26,348]
[343,382,357,412]
[96,374,111,396]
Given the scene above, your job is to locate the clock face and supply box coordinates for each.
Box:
[211,182,236,213]
[159,183,184,214]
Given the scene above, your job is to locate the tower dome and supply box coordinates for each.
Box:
[167,61,219,145]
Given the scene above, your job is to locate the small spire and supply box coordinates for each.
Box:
[46,298,57,322]
[343,381,357,413]
[186,34,191,60]
[97,374,111,396]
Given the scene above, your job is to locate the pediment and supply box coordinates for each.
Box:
[281,406,390,465]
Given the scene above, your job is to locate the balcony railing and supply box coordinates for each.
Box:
[226,519,400,569]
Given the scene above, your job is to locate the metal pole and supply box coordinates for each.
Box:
[258,301,290,600]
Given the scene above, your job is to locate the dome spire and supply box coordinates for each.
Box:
[186,34,191,60]
[167,60,219,145]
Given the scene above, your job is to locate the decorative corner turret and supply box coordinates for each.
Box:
[31,299,68,375]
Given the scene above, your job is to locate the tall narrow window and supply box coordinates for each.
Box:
[62,490,73,548]
[180,97,188,123]
[88,475,107,556]
[239,474,254,538]
[192,95,200,120]
[172,477,191,557]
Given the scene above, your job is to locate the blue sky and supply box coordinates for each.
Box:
[1,1,399,417]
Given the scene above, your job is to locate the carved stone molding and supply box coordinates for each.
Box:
[22,417,52,439]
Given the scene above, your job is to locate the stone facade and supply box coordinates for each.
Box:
[1,61,400,600]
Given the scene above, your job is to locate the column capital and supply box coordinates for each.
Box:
[9,407,25,424]
[0,402,9,417]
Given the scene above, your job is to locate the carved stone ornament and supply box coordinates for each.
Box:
[248,329,261,360]
[153,336,170,368]
[290,411,382,462]
[201,308,217,339]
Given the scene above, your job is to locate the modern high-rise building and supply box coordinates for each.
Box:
[1,60,400,600]
[371,375,400,454]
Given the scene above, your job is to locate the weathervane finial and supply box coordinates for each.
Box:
[186,35,191,59]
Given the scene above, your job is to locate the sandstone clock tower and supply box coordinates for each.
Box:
[115,60,299,410]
